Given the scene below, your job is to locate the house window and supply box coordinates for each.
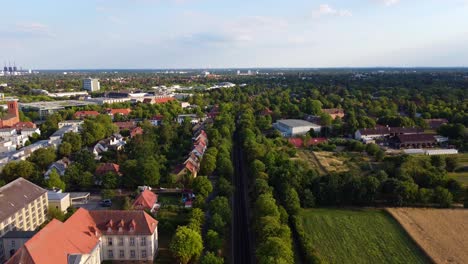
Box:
[11,240,15,247]
[119,250,124,258]
[140,237,146,246]
[118,237,123,246]
[130,250,136,258]
[129,237,135,246]
[142,250,147,258]
[107,238,113,246]
[108,250,113,259]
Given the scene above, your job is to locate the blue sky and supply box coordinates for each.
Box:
[1,0,468,69]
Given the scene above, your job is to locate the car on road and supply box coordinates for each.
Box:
[99,199,112,207]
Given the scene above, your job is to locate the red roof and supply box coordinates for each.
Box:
[7,216,100,264]
[154,97,175,104]
[114,121,136,130]
[130,127,143,138]
[132,190,158,210]
[107,108,131,115]
[288,137,328,148]
[74,111,100,119]
[95,163,120,176]
[7,208,158,264]
[260,108,273,116]
[151,115,164,121]
[13,121,36,130]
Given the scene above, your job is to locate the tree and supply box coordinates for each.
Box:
[206,230,223,252]
[209,197,231,223]
[218,176,233,196]
[302,189,316,207]
[200,153,217,175]
[72,150,96,173]
[62,132,82,152]
[101,189,116,199]
[434,187,453,208]
[210,213,226,234]
[217,157,234,179]
[200,252,224,264]
[430,155,446,170]
[1,160,36,183]
[59,142,72,157]
[365,143,380,156]
[283,187,300,214]
[28,147,56,171]
[193,176,213,197]
[256,237,294,264]
[170,226,203,264]
[48,206,66,221]
[46,169,66,191]
[445,156,459,172]
[101,172,119,189]
[139,157,160,186]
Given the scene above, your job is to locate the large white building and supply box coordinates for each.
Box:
[273,119,321,137]
[7,208,158,264]
[83,78,101,92]
[0,178,48,262]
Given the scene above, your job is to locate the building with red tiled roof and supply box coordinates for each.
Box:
[133,190,158,212]
[95,163,120,176]
[13,121,36,131]
[130,127,143,138]
[107,108,131,115]
[259,108,273,116]
[74,110,100,119]
[114,121,137,131]
[7,208,159,263]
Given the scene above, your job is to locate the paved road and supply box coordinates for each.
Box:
[232,129,254,264]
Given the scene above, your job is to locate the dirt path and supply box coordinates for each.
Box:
[387,208,468,264]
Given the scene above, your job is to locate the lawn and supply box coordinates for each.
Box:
[298,208,429,264]
[448,172,468,186]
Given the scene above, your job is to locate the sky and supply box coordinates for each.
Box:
[1,0,468,69]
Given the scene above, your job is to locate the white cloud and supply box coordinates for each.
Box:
[313,4,352,18]
[375,0,400,6]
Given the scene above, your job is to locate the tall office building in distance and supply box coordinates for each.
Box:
[82,77,100,92]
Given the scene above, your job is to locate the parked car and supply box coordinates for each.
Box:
[100,199,112,207]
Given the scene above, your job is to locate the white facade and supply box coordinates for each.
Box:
[47,192,71,213]
[100,230,158,262]
[83,78,100,92]
[274,119,321,137]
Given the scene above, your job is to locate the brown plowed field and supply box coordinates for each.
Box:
[387,208,468,264]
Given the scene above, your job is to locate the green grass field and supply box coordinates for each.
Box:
[298,209,429,264]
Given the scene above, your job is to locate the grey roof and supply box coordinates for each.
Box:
[2,230,37,239]
[47,191,69,201]
[0,178,47,222]
[277,119,320,128]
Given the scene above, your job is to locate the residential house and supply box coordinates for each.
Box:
[95,163,121,176]
[0,178,48,262]
[44,158,70,179]
[0,128,16,138]
[1,231,36,260]
[74,111,100,119]
[8,208,158,263]
[130,127,143,138]
[49,125,79,147]
[107,108,131,120]
[143,97,175,105]
[133,190,158,213]
[177,114,201,125]
[92,135,126,160]
[114,121,136,132]
[20,127,41,137]
[149,115,164,126]
[13,122,36,131]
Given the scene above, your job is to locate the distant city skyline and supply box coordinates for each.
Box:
[1,0,468,69]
